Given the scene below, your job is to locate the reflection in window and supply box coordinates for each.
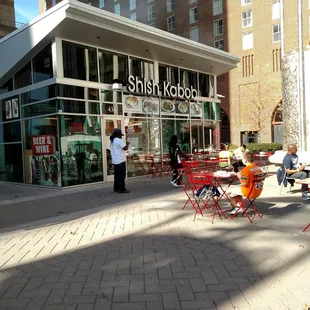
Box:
[33,43,53,83]
[180,69,197,89]
[23,117,59,186]
[0,144,23,182]
[191,120,203,153]
[161,119,190,154]
[58,85,99,101]
[99,50,129,84]
[204,102,220,120]
[63,41,98,82]
[101,90,122,103]
[22,101,57,118]
[0,79,13,93]
[159,65,179,86]
[130,57,154,81]
[58,100,100,115]
[0,121,21,143]
[14,62,32,89]
[59,115,103,186]
[204,121,220,150]
[199,73,215,98]
[21,85,56,105]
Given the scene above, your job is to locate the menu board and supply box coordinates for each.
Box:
[123,95,159,115]
[161,99,190,116]
[190,102,203,118]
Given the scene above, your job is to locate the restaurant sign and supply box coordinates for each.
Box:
[127,75,198,100]
[32,135,54,155]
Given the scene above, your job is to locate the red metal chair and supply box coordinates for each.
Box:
[162,154,172,177]
[231,172,267,223]
[145,155,161,178]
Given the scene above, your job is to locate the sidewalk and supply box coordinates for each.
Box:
[0,170,310,310]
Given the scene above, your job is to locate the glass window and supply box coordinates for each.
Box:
[191,120,203,152]
[58,85,99,101]
[1,97,20,122]
[114,3,120,15]
[199,73,215,98]
[99,0,104,8]
[148,5,155,20]
[129,57,154,81]
[130,12,136,20]
[33,43,53,84]
[189,0,197,4]
[0,79,13,93]
[242,9,252,28]
[241,0,252,5]
[189,7,198,24]
[58,100,100,114]
[213,19,223,36]
[22,101,57,118]
[167,15,175,31]
[180,69,197,90]
[99,50,129,84]
[0,144,23,183]
[204,102,220,120]
[102,103,123,115]
[23,116,60,186]
[130,0,136,11]
[167,0,174,12]
[213,0,223,16]
[272,0,280,20]
[59,115,103,186]
[14,62,32,89]
[21,85,56,105]
[242,32,253,49]
[101,90,122,103]
[273,24,281,42]
[0,121,21,143]
[204,121,220,150]
[161,119,190,154]
[190,27,199,41]
[159,64,179,86]
[149,22,156,27]
[63,41,98,82]
[214,39,224,50]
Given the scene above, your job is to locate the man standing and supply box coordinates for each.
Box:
[110,129,130,193]
[229,152,264,215]
[283,144,310,200]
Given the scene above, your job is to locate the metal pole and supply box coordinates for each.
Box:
[297,0,305,150]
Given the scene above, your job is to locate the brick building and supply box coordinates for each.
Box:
[38,0,310,145]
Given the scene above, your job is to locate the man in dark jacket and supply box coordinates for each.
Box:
[169,135,183,188]
[283,144,310,200]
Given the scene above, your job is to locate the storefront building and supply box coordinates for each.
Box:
[0,0,239,187]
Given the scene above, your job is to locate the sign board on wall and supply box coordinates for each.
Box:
[32,135,55,155]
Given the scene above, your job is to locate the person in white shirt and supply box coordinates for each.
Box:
[110,129,130,193]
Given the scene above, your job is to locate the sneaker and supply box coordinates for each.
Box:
[302,192,310,200]
[170,181,181,188]
[229,207,243,215]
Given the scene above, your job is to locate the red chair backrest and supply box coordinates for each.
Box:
[188,173,213,189]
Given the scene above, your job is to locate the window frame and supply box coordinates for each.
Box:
[242,31,254,50]
[241,0,252,6]
[241,9,252,28]
[213,0,223,16]
[130,0,136,11]
[272,0,280,20]
[214,39,224,50]
[114,3,120,15]
[213,18,223,36]
[189,6,198,24]
[167,15,176,31]
[272,24,281,43]
[148,4,155,20]
[190,26,199,42]
[167,0,175,13]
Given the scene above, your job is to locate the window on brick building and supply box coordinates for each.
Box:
[189,0,197,4]
[167,15,175,31]
[242,9,252,28]
[272,24,281,42]
[241,0,252,5]
[272,0,280,20]
[213,0,223,16]
[214,39,224,50]
[167,0,175,13]
[99,0,104,8]
[189,7,198,24]
[213,19,223,36]
[114,3,120,15]
[148,5,155,20]
[242,32,253,50]
[130,0,136,11]
[190,27,199,41]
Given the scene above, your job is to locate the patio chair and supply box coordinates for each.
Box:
[231,171,267,223]
[279,165,296,194]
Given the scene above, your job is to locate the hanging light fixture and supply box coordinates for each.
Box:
[112,79,123,91]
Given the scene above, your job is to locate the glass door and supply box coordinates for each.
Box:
[103,117,124,182]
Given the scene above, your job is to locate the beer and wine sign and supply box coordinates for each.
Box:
[124,75,202,117]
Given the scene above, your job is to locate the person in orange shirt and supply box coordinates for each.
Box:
[229,151,263,215]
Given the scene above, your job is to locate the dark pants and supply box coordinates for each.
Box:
[233,160,245,173]
[289,171,309,192]
[171,163,183,185]
[114,161,126,192]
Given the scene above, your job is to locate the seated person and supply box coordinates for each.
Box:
[218,145,232,168]
[283,144,310,200]
[232,144,249,172]
[229,152,263,215]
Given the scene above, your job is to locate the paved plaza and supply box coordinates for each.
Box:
[0,169,310,310]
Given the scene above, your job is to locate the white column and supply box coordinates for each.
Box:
[52,37,64,78]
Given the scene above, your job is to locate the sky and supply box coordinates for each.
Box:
[15,0,39,24]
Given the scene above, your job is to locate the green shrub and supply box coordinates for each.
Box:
[246,143,283,153]
[227,144,238,152]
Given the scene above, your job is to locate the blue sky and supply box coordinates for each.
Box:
[15,0,39,24]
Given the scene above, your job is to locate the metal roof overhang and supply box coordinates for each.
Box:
[0,0,239,86]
